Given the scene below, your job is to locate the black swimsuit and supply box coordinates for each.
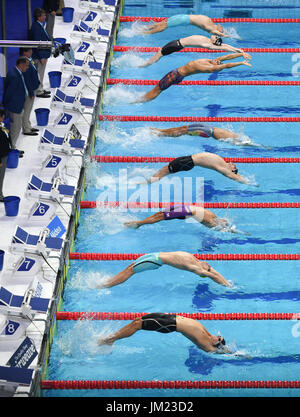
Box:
[168,155,195,173]
[141,313,177,333]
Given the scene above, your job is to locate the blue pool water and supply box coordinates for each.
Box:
[44,1,300,397]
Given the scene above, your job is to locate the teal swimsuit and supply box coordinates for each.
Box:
[167,14,191,27]
[133,252,163,273]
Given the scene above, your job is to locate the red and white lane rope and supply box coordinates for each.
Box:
[107,78,300,86]
[56,312,298,321]
[80,201,300,209]
[114,45,300,53]
[41,379,300,390]
[91,155,300,163]
[120,16,300,23]
[98,115,300,122]
[69,253,300,261]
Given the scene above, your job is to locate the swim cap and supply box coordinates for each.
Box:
[213,36,223,46]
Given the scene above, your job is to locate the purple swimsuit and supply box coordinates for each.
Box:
[163,205,193,220]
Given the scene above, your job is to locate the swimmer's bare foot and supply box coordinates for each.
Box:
[124,221,141,229]
[150,127,163,136]
[98,337,114,346]
[243,60,252,67]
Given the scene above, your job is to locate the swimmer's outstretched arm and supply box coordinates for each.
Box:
[203,267,232,287]
[217,52,244,61]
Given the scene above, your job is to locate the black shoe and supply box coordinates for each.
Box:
[31,128,39,132]
[0,195,5,203]
[36,93,51,98]
[43,90,51,95]
[23,131,38,136]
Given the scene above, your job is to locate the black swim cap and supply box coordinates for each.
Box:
[216,337,226,348]
[213,36,223,46]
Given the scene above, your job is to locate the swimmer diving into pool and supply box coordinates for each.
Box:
[100,251,231,288]
[124,205,250,236]
[144,152,252,185]
[136,53,251,103]
[142,14,230,38]
[140,35,251,67]
[98,313,232,354]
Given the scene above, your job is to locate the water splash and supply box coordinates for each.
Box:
[66,270,113,291]
[103,85,143,105]
[217,124,268,148]
[113,52,148,69]
[56,320,115,357]
[224,27,242,40]
[96,126,155,148]
[118,21,147,38]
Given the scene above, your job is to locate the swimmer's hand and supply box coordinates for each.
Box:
[243,60,252,67]
[242,52,252,60]
[98,336,114,346]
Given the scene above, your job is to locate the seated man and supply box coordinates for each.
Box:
[146,152,252,185]
[100,250,231,288]
[140,35,251,67]
[98,313,232,354]
[124,205,248,235]
[142,14,230,38]
[137,53,251,102]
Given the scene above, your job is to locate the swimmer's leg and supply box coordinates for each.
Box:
[212,127,238,140]
[124,212,164,229]
[150,125,188,137]
[147,164,170,183]
[142,20,167,34]
[102,263,135,288]
[139,50,163,67]
[136,85,162,103]
[98,317,142,345]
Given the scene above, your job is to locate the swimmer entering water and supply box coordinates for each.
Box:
[150,123,272,149]
[144,152,253,185]
[124,205,250,235]
[142,14,231,38]
[136,53,251,103]
[140,35,251,67]
[100,251,231,288]
[98,313,232,354]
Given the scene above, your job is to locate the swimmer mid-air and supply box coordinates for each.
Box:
[140,35,251,67]
[136,53,251,103]
[98,313,232,354]
[144,152,253,185]
[141,14,231,38]
[124,205,250,235]
[100,250,231,288]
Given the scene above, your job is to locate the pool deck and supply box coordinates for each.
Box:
[0,0,119,397]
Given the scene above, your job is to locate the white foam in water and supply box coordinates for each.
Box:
[113,52,148,69]
[66,270,113,291]
[96,126,155,148]
[218,124,266,148]
[57,320,115,357]
[118,21,147,38]
[103,85,143,105]
[224,27,242,40]
[93,208,138,236]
